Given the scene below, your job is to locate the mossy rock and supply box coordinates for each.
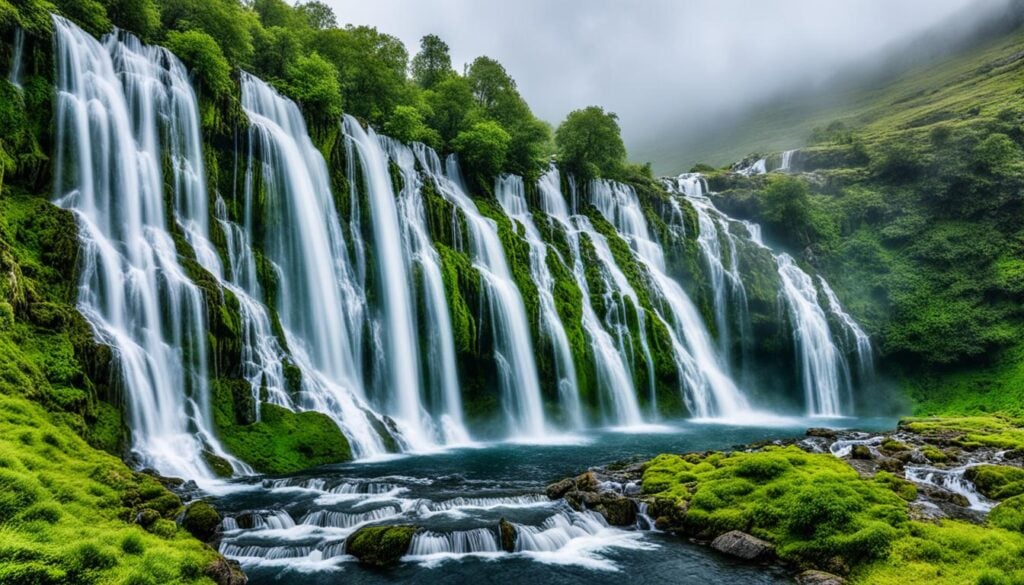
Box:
[346,525,418,566]
[212,382,352,474]
[965,465,1024,500]
[989,495,1024,533]
[499,518,516,553]
[181,501,221,542]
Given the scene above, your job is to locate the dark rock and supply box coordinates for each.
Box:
[710,530,774,561]
[546,477,575,500]
[575,471,599,492]
[134,508,160,527]
[851,445,872,460]
[204,557,247,585]
[878,457,904,473]
[346,525,418,567]
[806,428,837,439]
[593,494,636,526]
[499,518,516,553]
[796,570,846,585]
[181,501,222,542]
[203,450,234,478]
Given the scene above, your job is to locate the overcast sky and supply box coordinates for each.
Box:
[326,1,993,148]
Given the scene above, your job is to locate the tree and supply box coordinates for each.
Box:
[284,52,343,122]
[466,56,516,113]
[102,0,161,40]
[423,76,477,147]
[554,106,626,178]
[297,1,337,30]
[384,105,440,148]
[411,34,453,89]
[160,0,255,65]
[452,121,510,181]
[164,29,232,99]
[313,26,410,124]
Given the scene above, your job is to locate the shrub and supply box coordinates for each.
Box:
[452,121,511,181]
[284,52,342,122]
[164,30,232,100]
[555,106,627,178]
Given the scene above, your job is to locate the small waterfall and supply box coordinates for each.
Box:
[819,277,875,381]
[537,170,644,425]
[515,510,608,552]
[829,435,882,458]
[408,528,501,555]
[737,158,767,176]
[905,465,994,512]
[776,254,852,416]
[590,180,748,418]
[52,16,241,478]
[8,26,23,88]
[496,174,583,427]
[240,73,385,456]
[343,116,433,448]
[384,138,470,444]
[414,146,546,438]
[779,149,796,172]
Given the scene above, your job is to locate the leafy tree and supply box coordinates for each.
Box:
[296,1,336,30]
[554,106,626,178]
[252,0,308,30]
[251,25,303,80]
[102,0,160,40]
[313,26,410,124]
[423,76,477,147]
[284,52,342,122]
[411,34,453,89]
[164,29,232,99]
[53,0,111,36]
[452,121,510,181]
[160,0,255,65]
[466,56,516,112]
[384,105,441,148]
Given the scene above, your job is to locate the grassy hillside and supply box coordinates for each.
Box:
[636,8,1024,174]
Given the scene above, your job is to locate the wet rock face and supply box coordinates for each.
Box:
[710,530,774,561]
[546,468,641,526]
[499,518,517,552]
[346,525,419,567]
[204,557,248,585]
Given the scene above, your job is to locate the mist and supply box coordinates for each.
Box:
[328,0,1009,169]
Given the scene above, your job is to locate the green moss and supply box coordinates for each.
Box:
[965,465,1024,500]
[990,495,1024,534]
[212,380,352,474]
[345,525,418,567]
[899,416,1024,451]
[180,501,221,542]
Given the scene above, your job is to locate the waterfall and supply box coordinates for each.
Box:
[383,138,471,444]
[776,254,852,416]
[495,174,583,427]
[590,180,748,418]
[779,149,796,172]
[904,465,994,512]
[343,116,433,448]
[240,73,386,456]
[819,277,875,381]
[677,174,752,363]
[52,17,243,478]
[537,170,643,425]
[414,146,546,437]
[737,158,767,176]
[8,26,23,88]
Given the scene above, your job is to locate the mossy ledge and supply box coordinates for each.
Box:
[548,417,1024,584]
[345,525,419,567]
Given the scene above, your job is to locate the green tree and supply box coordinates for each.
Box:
[164,29,232,99]
[102,0,160,40]
[972,133,1019,174]
[384,105,441,148]
[452,121,510,181]
[423,76,477,147]
[411,34,453,89]
[313,26,410,124]
[251,25,303,80]
[466,56,516,112]
[296,1,336,30]
[160,0,256,65]
[554,106,626,178]
[284,52,343,122]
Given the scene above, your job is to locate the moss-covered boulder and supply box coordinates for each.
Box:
[212,382,352,474]
[989,495,1024,533]
[345,525,418,566]
[965,465,1024,500]
[181,501,221,542]
[499,518,516,553]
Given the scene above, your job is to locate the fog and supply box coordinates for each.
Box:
[327,0,1010,167]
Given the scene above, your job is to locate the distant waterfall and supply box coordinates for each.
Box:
[240,74,386,455]
[676,172,869,416]
[537,170,644,425]
[8,26,23,88]
[384,138,470,444]
[415,146,547,437]
[495,175,584,427]
[52,17,243,477]
[779,149,796,172]
[590,180,748,417]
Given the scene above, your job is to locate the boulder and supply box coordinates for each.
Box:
[710,530,774,561]
[181,501,222,542]
[796,570,846,585]
[546,477,575,500]
[575,471,599,492]
[346,525,418,567]
[851,445,873,460]
[593,494,636,526]
[204,557,247,585]
[499,518,516,553]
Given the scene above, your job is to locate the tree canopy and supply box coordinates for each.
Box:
[555,106,627,178]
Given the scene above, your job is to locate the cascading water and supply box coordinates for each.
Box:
[819,277,875,381]
[779,149,796,172]
[536,170,644,425]
[414,145,547,437]
[383,137,470,444]
[240,73,385,456]
[8,26,23,88]
[343,116,433,448]
[495,174,584,426]
[52,16,243,478]
[590,179,748,418]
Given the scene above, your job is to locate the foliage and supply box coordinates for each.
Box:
[283,52,343,122]
[383,105,440,148]
[296,0,336,30]
[411,34,453,89]
[164,29,233,100]
[452,121,511,182]
[345,525,418,566]
[312,26,410,124]
[102,0,161,40]
[555,106,627,179]
[159,0,256,65]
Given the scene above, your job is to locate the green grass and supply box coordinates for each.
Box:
[0,393,221,584]
[642,445,1024,583]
